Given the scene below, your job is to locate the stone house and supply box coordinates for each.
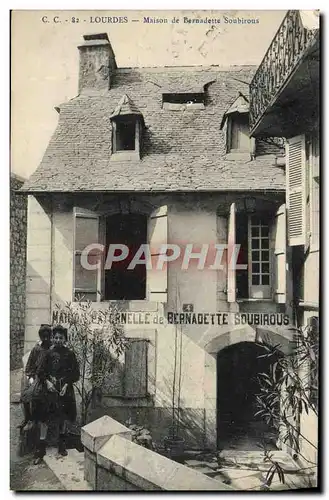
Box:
[10,173,27,369]
[21,32,294,450]
[250,10,320,466]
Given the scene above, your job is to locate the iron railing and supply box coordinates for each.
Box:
[250,10,319,132]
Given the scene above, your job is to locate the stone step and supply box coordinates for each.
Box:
[43,447,92,491]
[219,468,265,490]
[218,450,301,473]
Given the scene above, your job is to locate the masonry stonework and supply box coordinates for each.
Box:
[10,174,27,369]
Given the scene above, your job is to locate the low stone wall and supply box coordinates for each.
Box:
[89,404,209,450]
[81,415,233,491]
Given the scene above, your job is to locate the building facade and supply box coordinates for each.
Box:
[22,32,295,450]
[10,173,27,369]
[250,10,320,466]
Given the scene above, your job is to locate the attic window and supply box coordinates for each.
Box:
[115,120,136,151]
[162,93,205,110]
[228,114,250,152]
[110,94,144,159]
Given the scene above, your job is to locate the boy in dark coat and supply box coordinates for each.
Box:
[19,324,52,430]
[38,325,80,457]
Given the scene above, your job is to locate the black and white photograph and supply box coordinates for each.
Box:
[9,9,320,491]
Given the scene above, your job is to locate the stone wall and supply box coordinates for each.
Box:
[81,415,233,491]
[10,175,27,369]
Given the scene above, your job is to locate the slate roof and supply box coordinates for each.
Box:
[22,66,285,193]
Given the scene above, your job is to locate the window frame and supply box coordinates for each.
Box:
[234,212,272,301]
[162,92,205,110]
[248,216,271,299]
[73,206,168,304]
[112,119,141,156]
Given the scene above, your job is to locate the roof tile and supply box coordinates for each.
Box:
[21,66,285,193]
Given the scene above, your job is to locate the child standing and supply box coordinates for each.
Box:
[38,325,80,457]
[19,324,53,429]
[20,324,53,464]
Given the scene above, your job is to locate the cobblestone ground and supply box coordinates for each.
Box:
[10,369,64,491]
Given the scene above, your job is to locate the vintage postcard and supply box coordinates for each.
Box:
[10,9,320,491]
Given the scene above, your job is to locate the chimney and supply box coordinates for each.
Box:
[78,33,117,92]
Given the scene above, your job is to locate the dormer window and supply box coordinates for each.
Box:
[221,93,253,158]
[115,119,137,151]
[110,94,144,159]
[228,114,250,153]
[162,93,205,110]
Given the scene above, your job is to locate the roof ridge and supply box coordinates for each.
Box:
[115,65,257,73]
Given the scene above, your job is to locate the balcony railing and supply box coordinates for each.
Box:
[250,10,319,132]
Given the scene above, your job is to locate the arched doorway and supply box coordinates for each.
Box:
[217,341,281,450]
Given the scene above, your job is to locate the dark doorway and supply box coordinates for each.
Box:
[217,341,281,450]
[105,214,147,300]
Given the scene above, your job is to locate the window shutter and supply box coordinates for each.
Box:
[147,205,168,302]
[286,135,306,246]
[311,134,320,250]
[227,202,236,302]
[74,207,102,301]
[273,204,287,304]
[124,339,148,397]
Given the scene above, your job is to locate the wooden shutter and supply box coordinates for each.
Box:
[227,203,236,302]
[147,205,168,302]
[273,204,287,304]
[124,339,148,397]
[74,207,102,302]
[286,135,306,246]
[311,134,320,250]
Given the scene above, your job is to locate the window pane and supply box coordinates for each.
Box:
[252,250,260,261]
[262,263,270,274]
[251,238,260,249]
[252,263,260,274]
[261,250,269,262]
[251,226,259,237]
[74,291,97,302]
[261,275,270,285]
[252,274,260,285]
[251,216,261,226]
[116,121,136,151]
[75,216,99,251]
[261,238,269,249]
[261,225,269,237]
[75,255,97,290]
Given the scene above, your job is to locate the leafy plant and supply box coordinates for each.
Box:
[53,299,127,426]
[255,323,318,487]
[126,420,156,450]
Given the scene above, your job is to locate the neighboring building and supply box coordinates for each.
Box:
[250,10,320,466]
[10,173,27,369]
[21,32,292,450]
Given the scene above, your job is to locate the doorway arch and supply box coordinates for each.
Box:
[216,341,282,450]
